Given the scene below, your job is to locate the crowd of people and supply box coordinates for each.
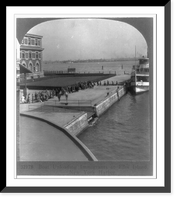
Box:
[20,80,125,104]
[21,90,54,104]
[20,80,99,104]
[103,80,119,85]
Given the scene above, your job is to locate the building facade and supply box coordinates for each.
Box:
[20,33,44,75]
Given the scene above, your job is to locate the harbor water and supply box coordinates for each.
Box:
[78,91,150,161]
[43,60,150,161]
[43,60,139,74]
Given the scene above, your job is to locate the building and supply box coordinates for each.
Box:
[20,33,44,76]
[16,38,20,80]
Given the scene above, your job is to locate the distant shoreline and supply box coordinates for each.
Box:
[43,58,139,64]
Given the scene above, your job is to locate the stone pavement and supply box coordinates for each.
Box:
[46,85,118,107]
[20,116,89,161]
[18,74,131,162]
[22,107,85,128]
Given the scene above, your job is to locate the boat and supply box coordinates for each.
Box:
[130,57,149,94]
[88,116,98,126]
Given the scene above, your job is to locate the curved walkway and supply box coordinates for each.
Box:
[20,116,90,161]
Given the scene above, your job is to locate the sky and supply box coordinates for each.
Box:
[28,19,147,61]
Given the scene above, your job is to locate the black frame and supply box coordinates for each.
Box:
[4,3,171,193]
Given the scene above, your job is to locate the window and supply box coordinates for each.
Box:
[32,52,36,59]
[31,39,34,45]
[21,51,25,59]
[24,38,28,45]
[136,76,149,82]
[36,52,38,59]
[29,51,32,59]
[28,62,33,71]
[38,52,41,59]
[25,52,29,59]
[22,61,27,67]
[28,38,31,45]
[37,39,41,46]
[36,62,40,72]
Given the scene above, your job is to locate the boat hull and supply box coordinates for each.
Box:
[129,82,149,94]
[134,86,149,93]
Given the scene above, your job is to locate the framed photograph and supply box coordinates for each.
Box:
[5,3,171,193]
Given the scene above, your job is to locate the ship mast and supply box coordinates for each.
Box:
[134,46,137,84]
[135,46,137,65]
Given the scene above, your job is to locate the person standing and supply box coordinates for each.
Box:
[27,93,30,103]
[32,94,34,103]
[116,86,120,99]
[22,95,25,103]
[58,90,62,101]
[65,91,68,102]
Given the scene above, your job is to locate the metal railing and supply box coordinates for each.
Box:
[43,70,117,75]
[44,99,93,107]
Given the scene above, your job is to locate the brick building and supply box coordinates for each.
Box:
[20,33,44,75]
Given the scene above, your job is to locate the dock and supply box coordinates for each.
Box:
[19,74,131,161]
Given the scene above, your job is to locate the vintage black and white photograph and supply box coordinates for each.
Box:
[16,17,154,176]
[5,4,172,194]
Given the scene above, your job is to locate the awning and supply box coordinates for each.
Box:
[19,64,32,74]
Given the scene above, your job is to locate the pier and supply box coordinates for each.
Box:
[19,74,131,161]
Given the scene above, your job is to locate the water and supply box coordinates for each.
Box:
[43,60,150,161]
[78,92,150,161]
[43,60,138,74]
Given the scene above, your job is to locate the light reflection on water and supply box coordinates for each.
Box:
[78,92,150,161]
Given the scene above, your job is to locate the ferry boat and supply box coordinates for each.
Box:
[130,57,149,94]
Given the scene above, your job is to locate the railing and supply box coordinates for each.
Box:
[135,71,149,75]
[43,70,117,75]
[44,99,93,107]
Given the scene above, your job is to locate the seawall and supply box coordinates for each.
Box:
[94,86,126,117]
[64,112,89,136]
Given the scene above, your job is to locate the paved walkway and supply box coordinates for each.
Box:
[18,75,131,162]
[21,107,85,128]
[46,85,118,107]
[19,116,89,161]
[20,75,130,111]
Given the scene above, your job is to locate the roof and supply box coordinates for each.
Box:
[19,64,32,74]
[25,33,43,39]
[19,74,114,89]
